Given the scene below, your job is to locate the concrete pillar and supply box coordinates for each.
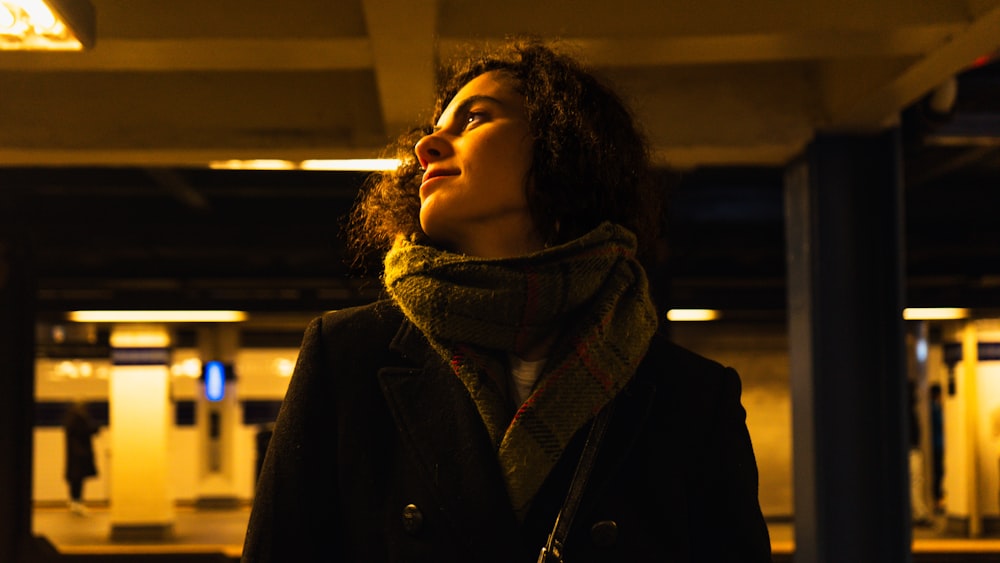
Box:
[784,130,910,562]
[941,319,1000,536]
[972,322,1000,535]
[108,323,175,540]
[195,325,242,508]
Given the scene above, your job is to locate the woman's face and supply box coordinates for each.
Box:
[414,71,542,258]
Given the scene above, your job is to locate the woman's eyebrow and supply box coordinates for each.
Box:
[434,94,504,131]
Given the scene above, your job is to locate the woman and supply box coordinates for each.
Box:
[243,40,772,562]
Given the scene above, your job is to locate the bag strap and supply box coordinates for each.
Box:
[537,402,615,563]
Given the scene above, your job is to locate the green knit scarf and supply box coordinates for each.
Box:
[383,222,658,513]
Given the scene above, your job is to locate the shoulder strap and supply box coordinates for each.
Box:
[537,402,615,563]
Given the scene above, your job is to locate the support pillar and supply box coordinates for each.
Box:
[941,320,1000,537]
[0,224,38,561]
[108,323,175,540]
[960,322,982,537]
[784,130,910,562]
[195,325,242,509]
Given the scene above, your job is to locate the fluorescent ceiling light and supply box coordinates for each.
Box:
[300,159,401,171]
[902,308,970,320]
[666,309,720,322]
[208,159,401,171]
[69,310,248,323]
[1,0,94,50]
[209,159,297,171]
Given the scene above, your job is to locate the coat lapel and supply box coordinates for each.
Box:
[376,320,520,547]
[374,314,671,558]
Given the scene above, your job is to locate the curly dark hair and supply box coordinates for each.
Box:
[347,39,663,268]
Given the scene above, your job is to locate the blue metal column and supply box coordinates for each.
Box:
[784,130,911,563]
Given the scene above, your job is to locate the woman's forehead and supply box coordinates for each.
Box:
[438,71,519,113]
[436,71,525,126]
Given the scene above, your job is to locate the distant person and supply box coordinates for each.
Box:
[908,381,930,524]
[243,39,771,562]
[929,383,945,512]
[63,400,98,516]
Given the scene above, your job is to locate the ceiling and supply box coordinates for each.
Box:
[2,0,1000,321]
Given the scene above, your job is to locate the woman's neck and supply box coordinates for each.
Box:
[438,216,545,259]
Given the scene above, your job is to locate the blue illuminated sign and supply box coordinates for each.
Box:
[205,361,225,402]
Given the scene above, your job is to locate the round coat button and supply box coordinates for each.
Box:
[590,520,618,548]
[402,504,424,535]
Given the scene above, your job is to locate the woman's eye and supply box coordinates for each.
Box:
[464,111,486,128]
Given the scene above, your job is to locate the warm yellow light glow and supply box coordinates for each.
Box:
[0,0,94,50]
[1,5,18,29]
[903,307,970,320]
[171,357,203,378]
[300,159,401,171]
[666,309,720,322]
[208,158,401,171]
[70,310,248,323]
[108,325,171,348]
[273,358,295,378]
[21,0,55,28]
[209,159,297,171]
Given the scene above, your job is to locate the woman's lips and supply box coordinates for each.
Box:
[420,169,458,196]
[421,168,458,184]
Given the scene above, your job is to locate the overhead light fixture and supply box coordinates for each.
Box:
[209,159,297,171]
[300,159,401,171]
[666,309,720,322]
[902,308,970,320]
[1,0,95,50]
[68,310,248,323]
[208,159,401,172]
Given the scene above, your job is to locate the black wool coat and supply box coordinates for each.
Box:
[242,300,772,562]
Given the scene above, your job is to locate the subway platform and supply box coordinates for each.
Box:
[31,503,1000,562]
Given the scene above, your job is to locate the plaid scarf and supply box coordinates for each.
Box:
[383,222,658,512]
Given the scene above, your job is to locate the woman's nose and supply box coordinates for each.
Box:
[414,133,450,169]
